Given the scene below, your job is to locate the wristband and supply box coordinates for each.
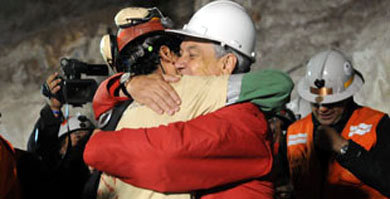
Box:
[339,143,349,155]
[52,110,61,115]
[119,72,133,98]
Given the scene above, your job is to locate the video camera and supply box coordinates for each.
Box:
[43,58,109,107]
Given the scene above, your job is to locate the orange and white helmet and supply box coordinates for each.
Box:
[99,7,169,72]
[297,49,364,104]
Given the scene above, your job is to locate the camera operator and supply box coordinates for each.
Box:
[27,73,63,166]
[26,72,95,199]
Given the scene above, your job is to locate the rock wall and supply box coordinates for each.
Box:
[0,0,389,149]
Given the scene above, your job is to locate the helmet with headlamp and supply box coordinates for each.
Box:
[99,7,172,73]
[297,49,364,104]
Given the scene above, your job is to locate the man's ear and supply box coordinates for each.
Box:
[159,45,173,63]
[221,53,237,75]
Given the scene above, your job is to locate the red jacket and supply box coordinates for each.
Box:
[86,75,274,198]
[92,72,127,120]
[0,135,21,199]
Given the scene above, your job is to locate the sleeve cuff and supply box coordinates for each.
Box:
[40,104,63,124]
[106,73,132,101]
[336,140,367,165]
[107,75,122,97]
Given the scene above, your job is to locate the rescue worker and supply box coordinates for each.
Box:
[285,49,390,199]
[85,2,294,199]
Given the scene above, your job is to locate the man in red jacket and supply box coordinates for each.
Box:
[85,1,293,199]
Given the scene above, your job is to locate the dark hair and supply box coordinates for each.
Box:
[116,32,181,75]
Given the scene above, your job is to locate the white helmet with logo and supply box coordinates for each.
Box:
[167,0,256,61]
[297,49,364,104]
[58,115,94,139]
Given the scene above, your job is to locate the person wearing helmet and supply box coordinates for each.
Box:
[57,115,95,156]
[283,49,390,199]
[86,2,294,199]
[168,0,255,76]
[96,0,257,116]
[93,6,182,118]
[26,73,95,199]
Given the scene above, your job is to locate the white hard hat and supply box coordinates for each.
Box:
[58,115,94,139]
[297,50,364,104]
[167,0,256,61]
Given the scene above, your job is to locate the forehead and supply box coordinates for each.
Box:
[73,130,89,134]
[180,37,215,51]
[311,99,347,109]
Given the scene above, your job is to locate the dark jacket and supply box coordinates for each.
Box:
[26,104,91,199]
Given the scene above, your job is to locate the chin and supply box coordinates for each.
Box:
[318,118,336,126]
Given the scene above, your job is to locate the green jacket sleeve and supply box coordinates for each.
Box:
[236,69,294,113]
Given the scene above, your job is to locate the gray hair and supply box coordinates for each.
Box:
[214,44,252,74]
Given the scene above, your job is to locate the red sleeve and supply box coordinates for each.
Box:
[84,103,273,192]
[92,73,129,120]
[0,136,17,197]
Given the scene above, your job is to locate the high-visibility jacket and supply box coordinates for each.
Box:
[0,135,21,199]
[286,107,387,199]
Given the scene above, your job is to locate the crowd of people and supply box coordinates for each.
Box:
[1,1,389,199]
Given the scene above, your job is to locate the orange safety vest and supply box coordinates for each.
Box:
[286,107,387,199]
[0,135,21,199]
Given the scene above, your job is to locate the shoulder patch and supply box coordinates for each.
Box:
[348,123,372,137]
[288,133,308,146]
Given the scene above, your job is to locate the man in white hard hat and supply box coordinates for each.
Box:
[85,1,294,199]
[283,49,390,199]
[168,0,255,75]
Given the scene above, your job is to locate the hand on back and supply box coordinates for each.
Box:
[127,73,181,115]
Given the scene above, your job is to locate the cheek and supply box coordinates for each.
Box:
[196,59,223,75]
[311,107,318,115]
[188,61,207,75]
[334,108,345,119]
[164,64,178,75]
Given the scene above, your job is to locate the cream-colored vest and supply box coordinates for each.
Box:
[97,75,229,199]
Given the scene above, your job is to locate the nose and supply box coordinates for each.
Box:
[318,105,329,113]
[174,56,187,71]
